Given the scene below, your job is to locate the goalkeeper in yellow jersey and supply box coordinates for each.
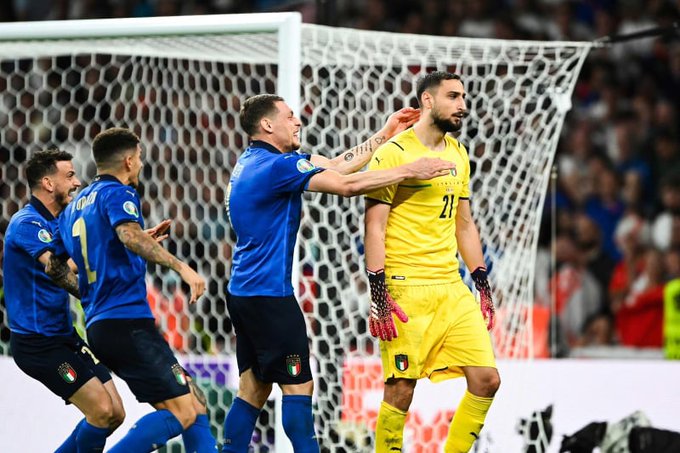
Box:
[364,71,500,453]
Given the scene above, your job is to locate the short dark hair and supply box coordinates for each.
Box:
[25,148,73,189]
[416,71,462,107]
[92,127,140,167]
[240,94,284,136]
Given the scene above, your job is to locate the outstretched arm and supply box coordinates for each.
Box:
[456,199,495,330]
[307,157,454,197]
[43,251,81,299]
[309,107,420,175]
[116,222,205,303]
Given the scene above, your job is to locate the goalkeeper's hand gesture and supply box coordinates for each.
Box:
[472,266,495,330]
[367,269,408,341]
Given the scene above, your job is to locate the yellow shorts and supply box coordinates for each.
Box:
[380,282,496,382]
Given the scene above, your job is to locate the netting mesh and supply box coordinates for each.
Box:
[0,22,591,451]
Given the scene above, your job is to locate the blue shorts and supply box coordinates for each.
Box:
[86,318,190,404]
[11,330,112,402]
[227,293,312,384]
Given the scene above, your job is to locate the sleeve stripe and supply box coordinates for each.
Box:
[302,168,326,191]
[111,218,141,230]
[31,245,51,260]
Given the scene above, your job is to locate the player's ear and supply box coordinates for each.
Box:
[260,116,273,134]
[422,91,433,110]
[121,152,134,172]
[41,175,54,193]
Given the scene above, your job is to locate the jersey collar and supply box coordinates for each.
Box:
[29,196,55,221]
[93,174,123,184]
[249,140,283,154]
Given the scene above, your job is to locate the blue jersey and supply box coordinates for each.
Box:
[3,197,72,336]
[227,140,324,297]
[57,175,153,326]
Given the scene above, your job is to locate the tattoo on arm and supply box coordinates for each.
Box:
[46,254,81,299]
[116,223,181,271]
[345,135,386,160]
[188,377,208,409]
[335,134,388,173]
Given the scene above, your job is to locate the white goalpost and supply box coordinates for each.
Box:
[0,13,592,451]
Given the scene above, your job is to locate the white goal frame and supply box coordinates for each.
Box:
[0,13,594,451]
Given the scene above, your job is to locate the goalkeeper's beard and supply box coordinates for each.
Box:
[432,109,464,133]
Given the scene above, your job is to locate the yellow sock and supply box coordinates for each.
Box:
[375,401,407,453]
[444,390,494,453]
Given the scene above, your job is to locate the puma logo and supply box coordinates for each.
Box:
[374,156,382,165]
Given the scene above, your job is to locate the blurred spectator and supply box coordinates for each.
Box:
[578,312,616,348]
[609,212,651,313]
[544,1,593,41]
[615,248,665,347]
[584,165,625,261]
[550,233,603,350]
[573,212,615,297]
[652,173,680,251]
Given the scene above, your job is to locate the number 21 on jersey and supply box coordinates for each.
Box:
[440,194,456,219]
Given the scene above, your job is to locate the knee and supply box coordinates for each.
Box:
[110,404,126,431]
[174,407,198,430]
[88,399,119,429]
[238,381,272,409]
[384,379,416,412]
[476,370,501,398]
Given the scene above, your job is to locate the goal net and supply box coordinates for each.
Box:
[0,13,591,451]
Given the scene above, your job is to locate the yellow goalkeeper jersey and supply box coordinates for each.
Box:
[366,128,470,285]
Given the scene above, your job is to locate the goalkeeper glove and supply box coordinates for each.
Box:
[367,269,409,341]
[471,266,495,330]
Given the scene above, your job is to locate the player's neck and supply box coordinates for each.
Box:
[32,191,62,218]
[412,121,447,151]
[97,170,128,185]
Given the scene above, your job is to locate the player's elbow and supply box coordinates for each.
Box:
[338,183,363,198]
[338,180,365,197]
[45,256,65,280]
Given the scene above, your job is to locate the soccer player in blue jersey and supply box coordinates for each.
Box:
[4,149,125,452]
[222,94,454,452]
[50,128,216,453]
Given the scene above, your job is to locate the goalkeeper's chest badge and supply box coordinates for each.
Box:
[286,354,302,377]
[395,354,409,372]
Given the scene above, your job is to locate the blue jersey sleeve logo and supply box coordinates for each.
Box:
[296,159,316,173]
[37,228,53,243]
[123,201,139,218]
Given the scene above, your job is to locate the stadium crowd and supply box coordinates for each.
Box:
[1,0,680,359]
